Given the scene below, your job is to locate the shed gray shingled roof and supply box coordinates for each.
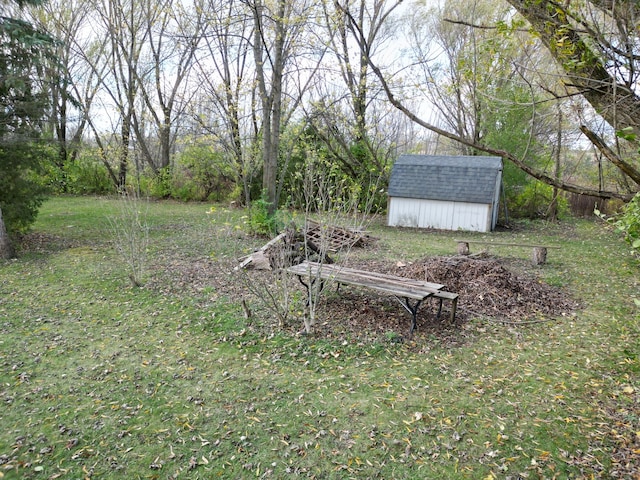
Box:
[388,155,503,204]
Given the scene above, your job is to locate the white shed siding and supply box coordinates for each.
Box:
[387,197,420,227]
[422,199,454,230]
[388,197,492,232]
[387,155,502,232]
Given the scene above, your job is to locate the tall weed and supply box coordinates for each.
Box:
[107,192,150,286]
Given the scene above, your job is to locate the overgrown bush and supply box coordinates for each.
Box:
[280,130,388,214]
[597,193,640,255]
[140,166,172,199]
[508,181,568,219]
[64,154,114,195]
[178,145,235,201]
[42,148,114,195]
[248,193,280,236]
[137,145,238,202]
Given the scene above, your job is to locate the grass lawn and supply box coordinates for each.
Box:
[1,196,638,479]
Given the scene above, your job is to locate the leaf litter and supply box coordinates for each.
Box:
[282,254,580,345]
[148,249,580,349]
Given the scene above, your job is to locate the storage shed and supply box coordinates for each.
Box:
[387,155,503,232]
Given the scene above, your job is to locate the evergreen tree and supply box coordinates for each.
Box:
[0,0,55,257]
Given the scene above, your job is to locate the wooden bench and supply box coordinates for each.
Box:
[455,239,560,265]
[286,261,459,334]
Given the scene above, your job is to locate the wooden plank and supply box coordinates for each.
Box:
[289,264,430,299]
[237,231,289,269]
[317,264,444,290]
[287,261,460,327]
[337,267,444,290]
[455,239,560,249]
[433,290,458,300]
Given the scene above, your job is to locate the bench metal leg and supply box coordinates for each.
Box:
[396,297,423,335]
[435,297,458,323]
[296,275,325,306]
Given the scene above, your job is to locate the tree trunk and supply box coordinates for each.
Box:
[506,0,640,186]
[549,106,562,221]
[0,207,14,259]
[268,0,286,215]
[118,119,130,190]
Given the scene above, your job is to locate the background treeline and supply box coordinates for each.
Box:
[3,0,640,239]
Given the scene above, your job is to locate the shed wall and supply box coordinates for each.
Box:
[388,197,492,232]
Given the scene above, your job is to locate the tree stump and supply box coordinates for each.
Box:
[532,247,547,265]
[457,241,470,255]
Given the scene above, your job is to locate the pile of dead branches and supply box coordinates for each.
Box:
[237,222,371,270]
[386,255,579,322]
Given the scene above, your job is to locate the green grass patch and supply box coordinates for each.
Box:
[0,196,638,478]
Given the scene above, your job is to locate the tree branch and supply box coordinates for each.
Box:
[579,125,640,185]
[442,17,527,32]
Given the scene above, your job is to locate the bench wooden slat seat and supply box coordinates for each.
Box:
[286,261,458,334]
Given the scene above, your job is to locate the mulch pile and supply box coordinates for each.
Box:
[283,254,580,344]
[383,255,578,322]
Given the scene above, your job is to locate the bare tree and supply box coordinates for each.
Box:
[194,0,258,205]
[246,0,317,212]
[264,0,409,215]
[131,0,206,173]
[31,0,92,181]
[339,0,638,200]
[88,0,147,189]
[309,0,404,181]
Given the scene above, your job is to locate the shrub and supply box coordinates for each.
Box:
[107,192,149,287]
[509,181,567,219]
[248,192,287,236]
[598,193,640,255]
[64,154,114,195]
[141,166,172,199]
[176,144,235,201]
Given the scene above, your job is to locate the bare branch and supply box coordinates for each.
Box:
[579,126,640,185]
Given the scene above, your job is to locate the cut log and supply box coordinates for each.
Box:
[457,241,470,255]
[532,247,547,265]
